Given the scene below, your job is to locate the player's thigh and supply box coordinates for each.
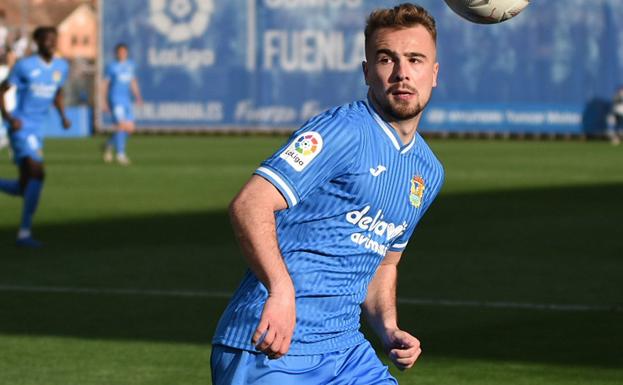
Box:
[10,130,44,165]
[211,345,333,385]
[328,341,398,385]
[111,104,129,124]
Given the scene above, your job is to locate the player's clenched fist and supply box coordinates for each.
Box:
[384,329,422,370]
[252,289,296,359]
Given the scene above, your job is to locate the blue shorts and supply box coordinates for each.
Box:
[111,103,134,124]
[211,341,398,385]
[10,128,44,165]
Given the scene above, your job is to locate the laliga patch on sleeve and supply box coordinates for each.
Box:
[279,131,323,172]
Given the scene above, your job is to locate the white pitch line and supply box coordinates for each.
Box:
[0,284,620,313]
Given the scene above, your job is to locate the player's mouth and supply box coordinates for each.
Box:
[390,88,416,101]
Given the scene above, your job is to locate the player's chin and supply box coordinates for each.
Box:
[389,102,422,120]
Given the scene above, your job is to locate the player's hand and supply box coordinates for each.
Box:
[8,117,22,132]
[102,103,110,113]
[383,329,422,370]
[252,287,296,360]
[62,117,71,129]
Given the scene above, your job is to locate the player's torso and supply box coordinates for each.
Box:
[276,108,442,292]
[340,137,432,254]
[108,61,134,102]
[15,56,66,118]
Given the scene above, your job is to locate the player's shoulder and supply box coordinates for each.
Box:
[14,55,36,69]
[327,99,371,120]
[52,56,69,69]
[293,100,368,153]
[416,133,445,175]
[104,60,117,72]
[307,100,371,134]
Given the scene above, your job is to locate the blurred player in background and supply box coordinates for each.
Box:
[0,64,9,151]
[606,85,623,146]
[0,45,16,152]
[211,3,444,384]
[0,26,70,247]
[102,43,142,166]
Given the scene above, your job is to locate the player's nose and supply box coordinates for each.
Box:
[393,62,409,82]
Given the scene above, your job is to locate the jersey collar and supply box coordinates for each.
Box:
[36,55,54,69]
[365,98,417,155]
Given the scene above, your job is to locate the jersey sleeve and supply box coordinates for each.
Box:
[254,108,361,208]
[388,164,445,252]
[6,59,26,88]
[59,60,70,86]
[104,63,113,80]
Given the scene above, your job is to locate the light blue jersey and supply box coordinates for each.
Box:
[105,59,135,106]
[213,99,445,355]
[7,54,69,127]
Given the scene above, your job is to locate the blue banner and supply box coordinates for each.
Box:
[99,0,623,134]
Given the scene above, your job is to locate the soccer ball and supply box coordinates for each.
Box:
[444,0,530,24]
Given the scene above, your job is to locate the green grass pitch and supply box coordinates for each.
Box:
[0,136,622,385]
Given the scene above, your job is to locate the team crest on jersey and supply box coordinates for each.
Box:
[409,176,425,208]
[53,71,62,83]
[279,131,323,172]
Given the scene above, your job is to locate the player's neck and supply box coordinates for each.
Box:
[38,52,53,63]
[390,117,420,145]
[368,94,420,145]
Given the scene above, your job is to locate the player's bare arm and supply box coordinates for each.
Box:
[0,80,20,131]
[229,175,296,359]
[131,79,143,105]
[101,78,110,112]
[53,88,71,129]
[363,250,422,370]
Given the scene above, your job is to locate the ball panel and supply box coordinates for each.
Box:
[444,0,530,24]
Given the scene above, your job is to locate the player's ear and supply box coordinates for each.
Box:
[432,62,439,88]
[362,61,369,85]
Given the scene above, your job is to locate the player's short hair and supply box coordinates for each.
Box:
[115,43,128,52]
[364,3,437,49]
[32,26,57,42]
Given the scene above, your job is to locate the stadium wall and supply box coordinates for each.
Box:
[98,0,623,135]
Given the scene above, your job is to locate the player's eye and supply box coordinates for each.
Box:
[377,56,393,64]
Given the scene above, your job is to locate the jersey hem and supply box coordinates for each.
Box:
[212,333,367,356]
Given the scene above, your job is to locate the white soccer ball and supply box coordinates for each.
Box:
[444,0,530,24]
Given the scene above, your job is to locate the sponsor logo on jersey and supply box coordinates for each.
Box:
[409,175,425,208]
[369,164,387,177]
[279,131,323,171]
[29,83,58,99]
[346,205,408,257]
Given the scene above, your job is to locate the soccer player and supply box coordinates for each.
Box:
[102,43,142,166]
[607,85,623,146]
[0,26,70,247]
[211,3,444,384]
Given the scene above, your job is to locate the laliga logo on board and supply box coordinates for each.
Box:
[150,0,214,42]
[148,0,216,69]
